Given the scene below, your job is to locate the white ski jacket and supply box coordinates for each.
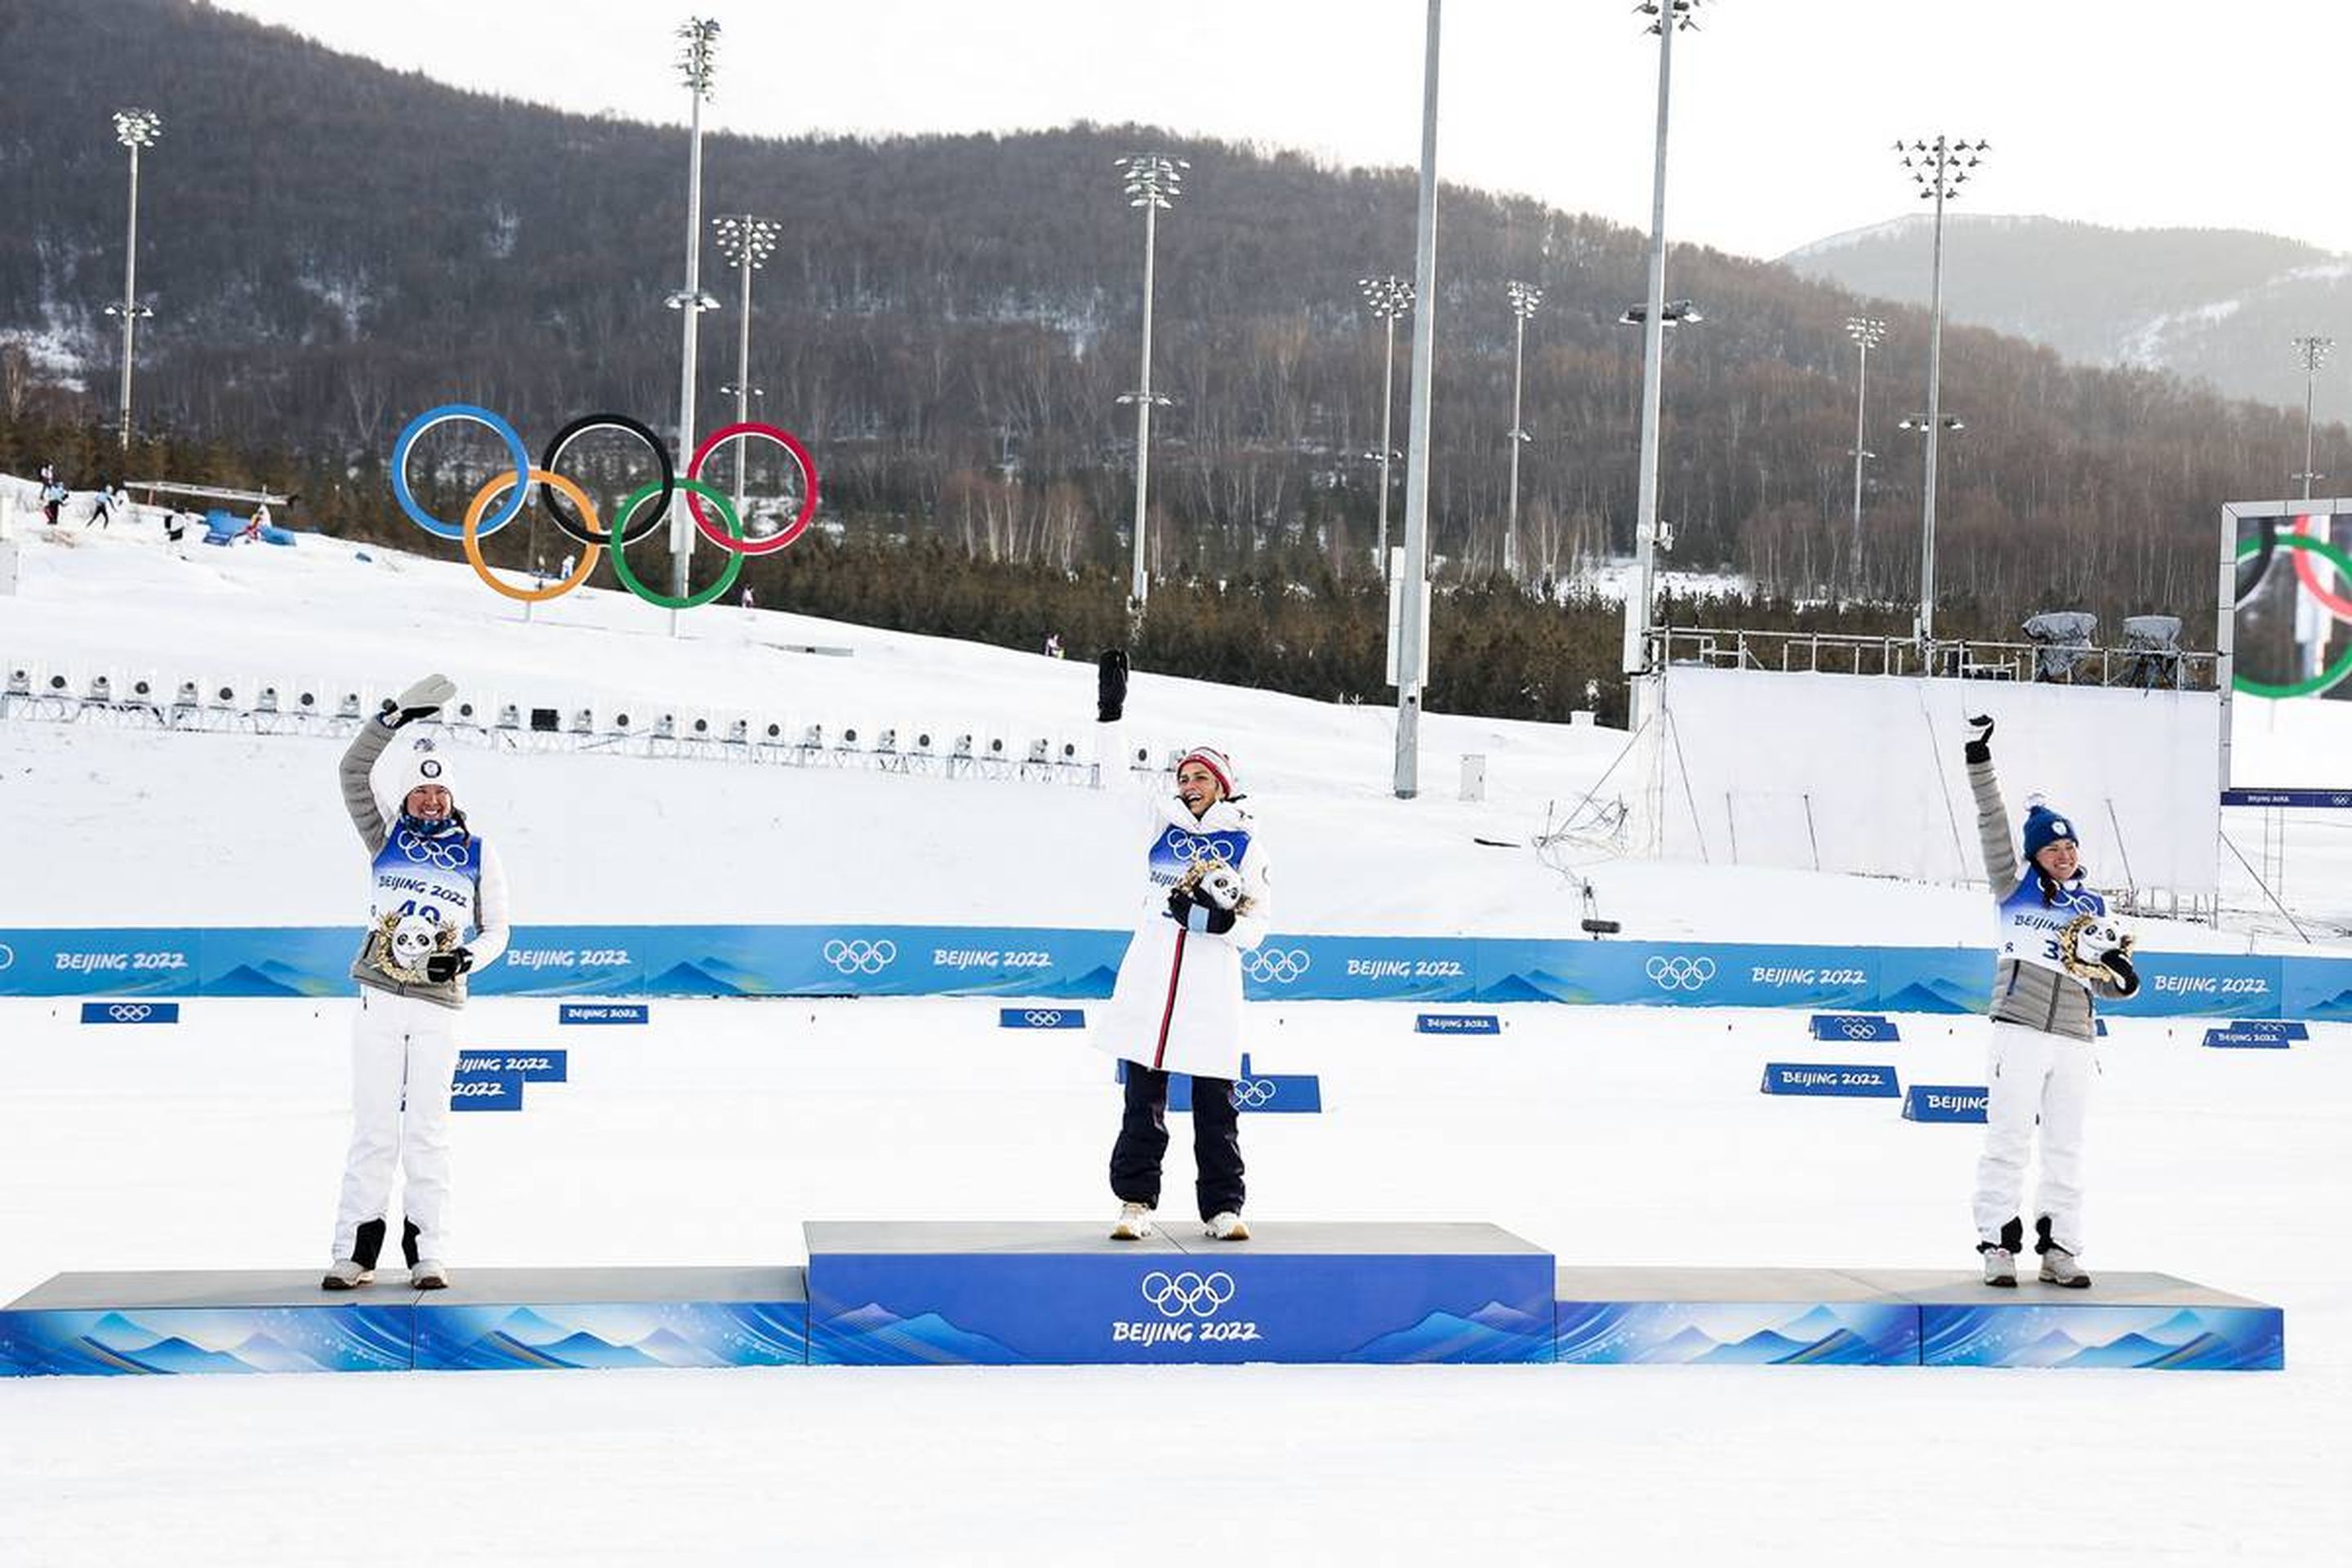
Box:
[1092,793,1272,1080]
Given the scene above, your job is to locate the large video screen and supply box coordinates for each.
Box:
[2223,505,2352,792]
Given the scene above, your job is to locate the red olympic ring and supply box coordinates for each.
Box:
[684,422,821,555]
[2291,514,2352,621]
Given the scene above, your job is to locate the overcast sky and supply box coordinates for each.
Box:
[212,1,2350,262]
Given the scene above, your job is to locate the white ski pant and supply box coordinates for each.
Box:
[1972,1019,2096,1256]
[331,988,460,1263]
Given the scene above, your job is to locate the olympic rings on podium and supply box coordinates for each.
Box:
[461,469,604,604]
[606,478,746,610]
[685,421,820,555]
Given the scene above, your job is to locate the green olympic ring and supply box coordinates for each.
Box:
[607,479,746,611]
[2234,531,2352,699]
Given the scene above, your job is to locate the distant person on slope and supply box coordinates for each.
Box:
[1962,715,2139,1290]
[321,674,510,1292]
[84,483,118,529]
[39,474,66,527]
[1095,720,1273,1244]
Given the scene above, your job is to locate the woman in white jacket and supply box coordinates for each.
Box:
[1095,745,1272,1242]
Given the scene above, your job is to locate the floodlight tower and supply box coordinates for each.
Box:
[1359,274,1415,578]
[1503,279,1543,580]
[666,18,724,625]
[1115,153,1186,613]
[712,213,781,523]
[1898,133,1989,645]
[2292,335,2333,499]
[107,109,162,452]
[1622,0,1700,728]
[1843,315,1888,588]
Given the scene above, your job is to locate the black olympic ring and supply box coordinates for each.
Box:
[538,412,675,549]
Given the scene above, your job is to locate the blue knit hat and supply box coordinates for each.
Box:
[2021,804,2077,863]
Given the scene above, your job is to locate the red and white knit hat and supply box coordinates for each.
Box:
[1175,745,1240,800]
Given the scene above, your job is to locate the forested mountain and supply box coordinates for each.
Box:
[2,0,2337,672]
[1784,216,2352,425]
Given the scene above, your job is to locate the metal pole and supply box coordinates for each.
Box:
[735,247,754,521]
[2303,358,2318,501]
[1506,310,1526,579]
[117,138,140,453]
[1130,196,1160,611]
[1621,4,1677,725]
[1392,0,1441,800]
[1850,336,1869,583]
[1377,312,1396,577]
[1921,157,1948,645]
[670,78,708,634]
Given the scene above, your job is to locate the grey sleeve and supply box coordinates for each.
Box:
[340,718,397,855]
[1967,757,2017,893]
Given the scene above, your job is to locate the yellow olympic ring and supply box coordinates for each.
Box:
[461,470,604,603]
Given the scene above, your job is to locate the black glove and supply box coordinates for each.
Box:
[1097,648,1130,724]
[383,673,457,730]
[1165,888,1235,935]
[1963,714,1995,765]
[2100,950,2138,997]
[425,947,474,984]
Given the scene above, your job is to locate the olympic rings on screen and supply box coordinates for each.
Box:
[606,479,746,610]
[2290,514,2352,621]
[684,421,820,555]
[538,412,675,549]
[463,469,604,604]
[2234,532,2352,699]
[392,404,534,541]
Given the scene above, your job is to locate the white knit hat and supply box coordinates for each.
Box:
[394,737,459,804]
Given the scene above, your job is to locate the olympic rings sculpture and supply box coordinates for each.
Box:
[1139,1270,1236,1318]
[389,403,821,610]
[2234,530,2352,699]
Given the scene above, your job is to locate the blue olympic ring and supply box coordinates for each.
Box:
[392,403,534,541]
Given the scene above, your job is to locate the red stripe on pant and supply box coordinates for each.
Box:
[1152,928,1188,1071]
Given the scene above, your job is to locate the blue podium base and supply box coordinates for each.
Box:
[1,1258,2283,1375]
[804,1221,1554,1365]
[1554,1266,2282,1370]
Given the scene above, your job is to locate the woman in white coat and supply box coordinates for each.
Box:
[1096,745,1272,1241]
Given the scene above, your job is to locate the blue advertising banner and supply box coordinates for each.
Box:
[1761,1063,1901,1098]
[79,1000,180,1025]
[2203,1028,2291,1050]
[1811,1013,1900,1043]
[1000,1006,1086,1030]
[449,1069,523,1112]
[1903,1085,1989,1123]
[1415,1013,1501,1035]
[559,1003,648,1026]
[4,924,2345,1023]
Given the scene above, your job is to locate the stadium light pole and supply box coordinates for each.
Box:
[1899,134,1989,648]
[712,213,780,530]
[1622,0,1699,731]
[1359,274,1414,580]
[666,18,723,635]
[107,109,162,453]
[1844,315,1888,591]
[1116,154,1186,616]
[1503,280,1543,581]
[2292,335,2333,499]
[1392,0,1441,800]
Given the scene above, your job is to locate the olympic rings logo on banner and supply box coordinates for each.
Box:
[2236,528,2352,699]
[1231,1079,1277,1108]
[823,938,898,976]
[1023,1009,1066,1027]
[389,404,821,611]
[1139,1271,1236,1319]
[395,830,472,872]
[109,1004,154,1022]
[1840,1018,1877,1040]
[1645,955,1717,992]
[1243,948,1311,986]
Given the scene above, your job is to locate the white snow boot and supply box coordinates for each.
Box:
[1204,1211,1250,1242]
[1110,1202,1154,1241]
[2036,1218,2091,1289]
[410,1261,449,1290]
[1980,1247,2017,1288]
[320,1259,372,1291]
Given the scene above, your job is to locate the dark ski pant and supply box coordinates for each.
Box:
[1111,1065,1245,1220]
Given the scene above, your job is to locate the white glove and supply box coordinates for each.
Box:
[384,673,457,729]
[1198,863,1244,912]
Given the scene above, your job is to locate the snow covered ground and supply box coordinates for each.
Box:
[2,503,2350,1564]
